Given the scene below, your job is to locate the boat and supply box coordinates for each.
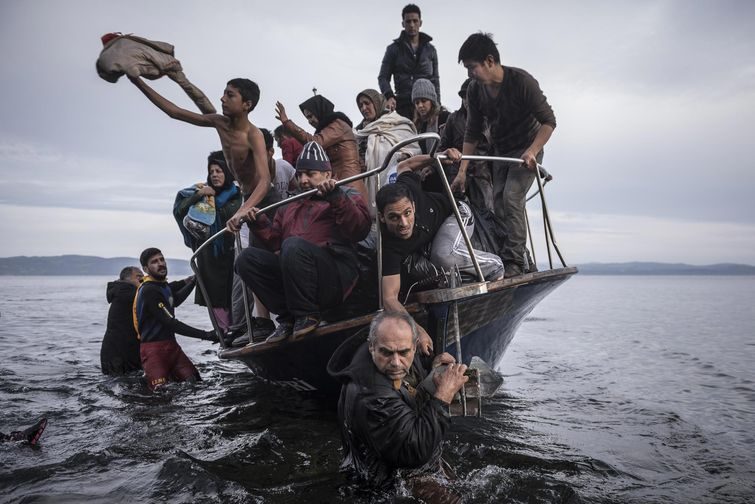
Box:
[191,133,577,401]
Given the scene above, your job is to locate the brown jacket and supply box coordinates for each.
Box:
[285,118,368,202]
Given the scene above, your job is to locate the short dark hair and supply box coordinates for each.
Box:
[260,128,274,150]
[273,125,287,140]
[119,266,140,281]
[458,32,500,64]
[139,247,162,268]
[227,78,260,111]
[376,181,415,213]
[402,3,421,18]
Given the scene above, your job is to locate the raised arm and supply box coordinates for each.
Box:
[381,275,433,355]
[129,76,217,127]
[395,148,462,176]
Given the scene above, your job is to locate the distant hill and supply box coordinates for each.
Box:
[0,255,192,276]
[1,255,754,276]
[575,262,755,275]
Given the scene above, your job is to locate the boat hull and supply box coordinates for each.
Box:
[219,267,577,400]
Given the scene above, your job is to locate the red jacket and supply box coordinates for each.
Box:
[251,186,370,252]
[280,137,303,167]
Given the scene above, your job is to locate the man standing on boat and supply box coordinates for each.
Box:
[328,311,466,502]
[377,150,504,354]
[134,248,215,390]
[452,32,557,277]
[378,4,440,120]
[234,142,371,343]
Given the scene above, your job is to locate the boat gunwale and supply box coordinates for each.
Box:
[218,266,578,360]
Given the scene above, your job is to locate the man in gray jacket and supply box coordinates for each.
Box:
[378,4,440,119]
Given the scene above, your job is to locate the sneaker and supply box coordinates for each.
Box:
[251,318,276,342]
[231,334,250,347]
[265,322,293,343]
[292,315,321,340]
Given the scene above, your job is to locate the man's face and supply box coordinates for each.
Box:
[127,268,144,287]
[144,253,168,281]
[358,96,377,122]
[463,57,496,84]
[370,318,417,381]
[379,197,415,240]
[297,169,330,190]
[302,109,319,128]
[401,12,422,37]
[220,85,248,117]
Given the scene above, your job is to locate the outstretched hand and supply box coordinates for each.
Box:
[275,101,289,124]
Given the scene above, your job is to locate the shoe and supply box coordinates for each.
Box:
[504,263,524,278]
[251,318,276,343]
[231,334,250,347]
[265,322,293,343]
[292,315,321,340]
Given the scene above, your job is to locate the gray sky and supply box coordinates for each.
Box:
[1,0,754,264]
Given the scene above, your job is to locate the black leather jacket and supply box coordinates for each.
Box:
[328,336,450,489]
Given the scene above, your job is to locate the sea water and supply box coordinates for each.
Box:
[0,275,753,503]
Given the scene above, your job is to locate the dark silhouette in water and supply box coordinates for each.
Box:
[1,418,47,446]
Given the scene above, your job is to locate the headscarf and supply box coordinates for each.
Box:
[206,151,235,192]
[356,89,387,122]
[299,95,335,123]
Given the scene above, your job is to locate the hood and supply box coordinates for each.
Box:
[106,280,136,304]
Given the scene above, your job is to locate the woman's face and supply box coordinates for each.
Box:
[414,98,432,119]
[302,109,319,128]
[358,96,377,122]
[209,164,225,188]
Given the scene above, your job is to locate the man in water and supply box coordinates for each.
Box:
[100,266,144,375]
[134,248,215,390]
[128,76,271,233]
[376,150,504,354]
[452,32,557,277]
[378,3,440,119]
[329,311,466,500]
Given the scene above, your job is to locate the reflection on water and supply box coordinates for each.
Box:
[1,275,753,503]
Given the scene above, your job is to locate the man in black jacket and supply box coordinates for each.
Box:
[100,266,144,375]
[134,248,214,389]
[378,4,440,119]
[329,311,467,498]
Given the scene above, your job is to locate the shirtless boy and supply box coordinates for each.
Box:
[129,76,270,232]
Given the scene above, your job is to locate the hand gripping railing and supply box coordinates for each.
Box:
[189,132,443,347]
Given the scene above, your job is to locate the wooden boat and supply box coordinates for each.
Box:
[191,134,577,400]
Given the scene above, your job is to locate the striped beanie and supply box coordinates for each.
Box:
[296,141,332,172]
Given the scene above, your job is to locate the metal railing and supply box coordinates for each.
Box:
[189,133,567,348]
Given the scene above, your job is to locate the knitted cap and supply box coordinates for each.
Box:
[296,142,332,172]
[411,78,437,104]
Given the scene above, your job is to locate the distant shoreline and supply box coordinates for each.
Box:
[1,255,754,276]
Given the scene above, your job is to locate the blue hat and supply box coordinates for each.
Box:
[296,142,332,172]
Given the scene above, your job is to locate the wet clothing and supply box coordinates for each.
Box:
[140,339,199,389]
[100,280,142,375]
[1,418,47,445]
[464,66,556,271]
[329,340,450,489]
[235,186,370,321]
[133,277,206,389]
[378,32,440,119]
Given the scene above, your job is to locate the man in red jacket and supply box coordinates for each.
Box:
[235,142,371,343]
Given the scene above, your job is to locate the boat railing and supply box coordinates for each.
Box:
[189,132,567,348]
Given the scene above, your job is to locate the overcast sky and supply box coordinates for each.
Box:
[1,0,754,265]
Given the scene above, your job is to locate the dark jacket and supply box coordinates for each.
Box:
[100,281,142,375]
[328,337,450,489]
[378,32,440,107]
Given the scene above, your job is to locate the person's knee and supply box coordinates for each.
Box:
[280,237,313,269]
[234,247,264,278]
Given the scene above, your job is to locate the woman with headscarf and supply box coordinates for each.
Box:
[275,95,367,202]
[354,88,421,219]
[411,78,451,192]
[173,151,241,331]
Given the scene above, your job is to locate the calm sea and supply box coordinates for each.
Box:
[0,275,753,503]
